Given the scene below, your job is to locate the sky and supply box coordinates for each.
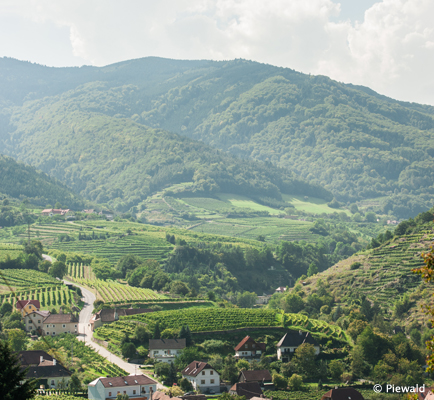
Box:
[1,0,434,105]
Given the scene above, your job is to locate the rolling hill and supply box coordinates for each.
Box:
[1,57,434,217]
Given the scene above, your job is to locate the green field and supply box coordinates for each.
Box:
[283,195,350,215]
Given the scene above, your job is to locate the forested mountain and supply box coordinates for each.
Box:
[1,84,327,211]
[1,57,434,216]
[0,154,84,208]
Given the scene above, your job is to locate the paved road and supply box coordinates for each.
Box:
[63,278,164,388]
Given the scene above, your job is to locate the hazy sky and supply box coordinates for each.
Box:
[1,0,434,105]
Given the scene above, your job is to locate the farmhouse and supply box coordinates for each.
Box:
[275,287,286,293]
[43,313,78,336]
[276,331,320,362]
[19,351,71,389]
[149,338,186,363]
[234,336,265,359]
[229,382,263,399]
[182,361,220,393]
[88,374,157,400]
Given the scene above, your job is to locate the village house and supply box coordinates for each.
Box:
[229,382,263,399]
[88,374,157,400]
[23,309,50,333]
[16,299,41,317]
[19,350,71,389]
[43,313,79,336]
[276,331,320,362]
[149,338,186,363]
[234,336,266,359]
[182,361,220,394]
[90,308,153,331]
[275,287,287,293]
[237,370,273,390]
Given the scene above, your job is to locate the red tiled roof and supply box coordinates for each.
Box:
[16,300,41,310]
[234,336,253,351]
[234,336,265,352]
[99,374,157,388]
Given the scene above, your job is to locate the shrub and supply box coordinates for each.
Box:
[350,262,362,270]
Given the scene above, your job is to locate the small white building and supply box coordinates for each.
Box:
[182,361,220,394]
[276,331,320,362]
[148,338,186,363]
[88,374,157,400]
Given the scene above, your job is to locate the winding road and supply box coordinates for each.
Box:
[63,277,163,388]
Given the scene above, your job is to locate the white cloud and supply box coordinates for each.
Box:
[2,0,434,104]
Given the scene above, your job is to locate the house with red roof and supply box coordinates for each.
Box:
[16,300,41,317]
[88,374,157,400]
[234,336,266,359]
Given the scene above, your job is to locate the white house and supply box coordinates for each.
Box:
[148,338,186,363]
[88,374,157,400]
[276,331,320,362]
[182,361,220,394]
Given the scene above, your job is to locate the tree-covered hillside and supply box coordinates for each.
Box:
[0,154,84,208]
[1,57,434,217]
[2,86,328,211]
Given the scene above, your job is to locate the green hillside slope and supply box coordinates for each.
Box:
[3,87,328,211]
[0,154,84,208]
[2,57,434,217]
[284,208,434,328]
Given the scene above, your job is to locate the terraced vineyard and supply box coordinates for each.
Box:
[50,235,174,263]
[74,277,166,303]
[0,269,59,290]
[300,227,434,316]
[0,285,74,309]
[108,308,348,341]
